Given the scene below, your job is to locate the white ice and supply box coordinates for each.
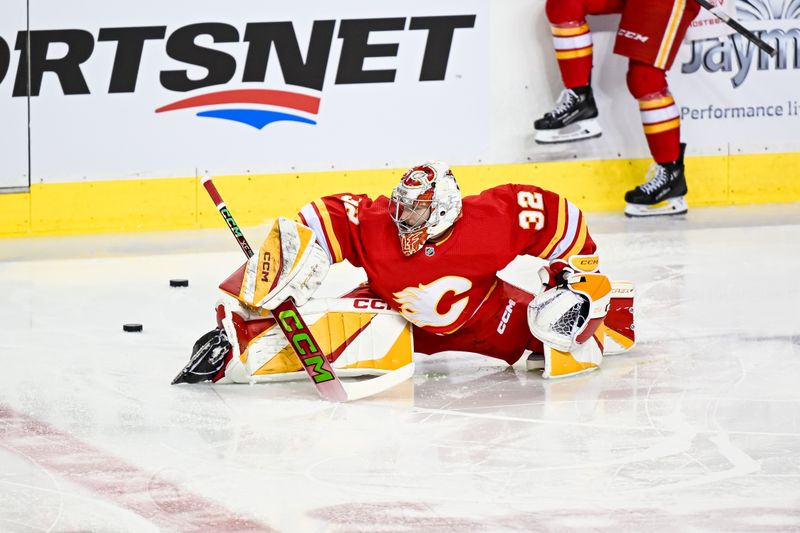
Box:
[1,204,799,533]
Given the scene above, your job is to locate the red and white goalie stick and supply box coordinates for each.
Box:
[201,175,414,402]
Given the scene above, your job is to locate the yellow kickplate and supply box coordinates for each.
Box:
[549,348,598,377]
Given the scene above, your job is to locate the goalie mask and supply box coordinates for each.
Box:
[388,161,462,256]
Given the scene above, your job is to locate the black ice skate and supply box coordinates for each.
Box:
[534,85,602,144]
[526,352,545,371]
[624,143,688,217]
[171,328,231,384]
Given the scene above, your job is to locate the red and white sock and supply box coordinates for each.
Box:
[639,91,681,163]
[551,22,593,88]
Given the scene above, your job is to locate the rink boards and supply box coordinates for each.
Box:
[1,0,799,235]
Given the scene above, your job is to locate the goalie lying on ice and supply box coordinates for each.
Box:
[172,161,636,385]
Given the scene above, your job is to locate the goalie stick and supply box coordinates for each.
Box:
[694,0,776,57]
[201,175,415,402]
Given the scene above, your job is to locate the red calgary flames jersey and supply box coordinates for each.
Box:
[298,184,596,335]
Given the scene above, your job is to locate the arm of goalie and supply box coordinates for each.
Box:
[219,217,331,311]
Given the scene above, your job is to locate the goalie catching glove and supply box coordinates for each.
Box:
[528,254,610,352]
[527,255,612,378]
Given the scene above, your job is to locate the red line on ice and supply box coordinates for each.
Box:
[0,403,275,532]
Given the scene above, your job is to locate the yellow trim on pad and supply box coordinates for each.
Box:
[2,152,800,238]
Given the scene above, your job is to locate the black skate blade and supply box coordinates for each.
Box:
[171,328,230,385]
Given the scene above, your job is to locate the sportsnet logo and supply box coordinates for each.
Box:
[0,16,476,129]
[155,88,320,129]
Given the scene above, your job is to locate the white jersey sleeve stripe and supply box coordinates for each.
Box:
[547,200,580,260]
[299,203,333,264]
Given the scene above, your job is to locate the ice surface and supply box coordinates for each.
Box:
[1,204,799,532]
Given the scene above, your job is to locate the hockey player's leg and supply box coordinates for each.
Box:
[534,0,624,143]
[623,61,688,216]
[620,11,699,218]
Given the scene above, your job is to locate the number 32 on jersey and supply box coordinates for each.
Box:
[517,191,545,230]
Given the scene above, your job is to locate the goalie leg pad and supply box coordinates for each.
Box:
[604,281,636,354]
[216,296,414,384]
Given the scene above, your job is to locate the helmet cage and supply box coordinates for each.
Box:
[388,161,461,256]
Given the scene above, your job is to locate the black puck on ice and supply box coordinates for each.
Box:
[123,323,143,333]
[169,279,189,287]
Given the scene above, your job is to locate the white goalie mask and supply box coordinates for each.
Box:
[388,161,462,256]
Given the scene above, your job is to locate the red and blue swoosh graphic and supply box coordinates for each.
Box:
[155,89,320,129]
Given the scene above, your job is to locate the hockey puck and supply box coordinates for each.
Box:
[169,279,189,287]
[123,323,143,333]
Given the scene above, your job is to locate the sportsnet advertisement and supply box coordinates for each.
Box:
[0,0,798,189]
[0,0,487,186]
[0,1,27,190]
